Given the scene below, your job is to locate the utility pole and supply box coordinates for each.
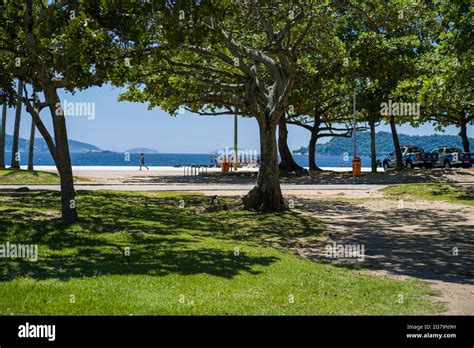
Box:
[353,88,356,159]
[233,113,238,171]
[352,86,361,176]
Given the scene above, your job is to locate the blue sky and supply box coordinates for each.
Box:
[4,84,472,154]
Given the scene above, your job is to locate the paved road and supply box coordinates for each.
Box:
[0,184,389,191]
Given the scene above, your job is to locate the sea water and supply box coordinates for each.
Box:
[6,151,376,168]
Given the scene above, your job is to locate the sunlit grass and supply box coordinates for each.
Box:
[0,169,86,185]
[0,190,443,315]
[382,183,474,207]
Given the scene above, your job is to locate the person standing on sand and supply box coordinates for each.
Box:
[139,153,149,171]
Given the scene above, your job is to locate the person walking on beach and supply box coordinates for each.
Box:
[139,153,149,171]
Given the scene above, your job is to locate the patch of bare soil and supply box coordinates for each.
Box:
[292,192,474,315]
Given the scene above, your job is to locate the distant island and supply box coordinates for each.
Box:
[293,131,474,157]
[4,134,110,153]
[4,134,161,154]
[125,148,160,154]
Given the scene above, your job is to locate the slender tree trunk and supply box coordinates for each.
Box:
[28,119,35,171]
[308,131,321,171]
[27,93,41,171]
[43,85,78,223]
[243,120,285,211]
[389,115,403,170]
[23,1,77,223]
[278,116,303,174]
[0,98,7,168]
[308,114,322,171]
[459,112,470,153]
[11,80,24,169]
[369,119,377,173]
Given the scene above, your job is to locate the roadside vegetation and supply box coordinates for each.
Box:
[0,169,61,185]
[0,169,86,185]
[382,183,474,207]
[0,190,443,315]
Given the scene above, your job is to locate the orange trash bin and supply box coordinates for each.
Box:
[352,157,361,176]
[221,159,230,173]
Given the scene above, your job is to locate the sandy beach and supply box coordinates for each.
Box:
[17,165,474,186]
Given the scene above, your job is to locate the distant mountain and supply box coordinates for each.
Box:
[125,147,159,154]
[4,134,103,153]
[293,131,474,157]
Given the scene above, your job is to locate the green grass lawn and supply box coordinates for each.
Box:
[0,190,443,315]
[0,169,86,185]
[382,183,474,207]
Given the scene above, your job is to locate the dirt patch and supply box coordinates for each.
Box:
[289,192,474,315]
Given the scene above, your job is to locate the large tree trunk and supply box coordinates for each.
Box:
[369,119,377,173]
[43,86,78,223]
[27,119,35,171]
[278,116,303,174]
[242,120,285,211]
[11,80,24,169]
[389,115,403,170]
[459,112,470,153]
[308,131,321,171]
[0,98,7,168]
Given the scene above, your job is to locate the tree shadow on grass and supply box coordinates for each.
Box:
[180,205,326,256]
[0,191,279,282]
[1,242,277,281]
